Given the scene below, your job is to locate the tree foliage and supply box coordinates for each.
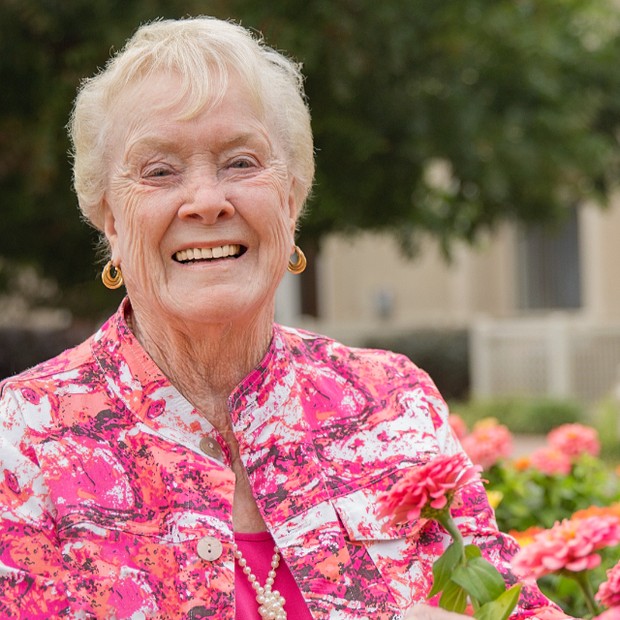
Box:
[1,0,619,315]
[226,0,620,252]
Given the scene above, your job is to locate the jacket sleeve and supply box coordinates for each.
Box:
[419,375,578,620]
[0,384,72,618]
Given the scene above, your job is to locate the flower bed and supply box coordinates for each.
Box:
[452,417,620,618]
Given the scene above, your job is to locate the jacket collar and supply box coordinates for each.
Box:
[90,298,292,456]
[91,298,212,452]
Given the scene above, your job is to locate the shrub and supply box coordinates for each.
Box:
[364,329,469,401]
[593,397,620,462]
[451,397,583,434]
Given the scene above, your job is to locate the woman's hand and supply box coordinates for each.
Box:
[405,604,471,619]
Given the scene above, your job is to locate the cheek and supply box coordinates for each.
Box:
[247,172,295,233]
[110,191,167,263]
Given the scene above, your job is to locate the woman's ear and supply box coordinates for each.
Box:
[102,200,120,262]
[287,180,301,235]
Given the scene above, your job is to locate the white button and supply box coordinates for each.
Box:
[199,436,223,460]
[197,536,223,561]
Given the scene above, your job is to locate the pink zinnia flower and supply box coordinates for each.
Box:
[512,516,620,580]
[377,453,482,526]
[597,561,620,609]
[461,418,513,469]
[547,423,601,459]
[594,610,620,620]
[537,611,577,620]
[448,414,468,440]
[529,446,573,476]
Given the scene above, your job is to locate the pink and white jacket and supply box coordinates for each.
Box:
[0,301,571,619]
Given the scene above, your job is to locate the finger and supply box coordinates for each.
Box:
[404,604,468,619]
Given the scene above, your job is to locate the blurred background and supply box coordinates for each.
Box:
[2,0,620,451]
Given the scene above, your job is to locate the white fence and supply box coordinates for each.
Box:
[470,316,620,406]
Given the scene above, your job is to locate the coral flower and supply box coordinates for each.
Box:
[512,516,620,580]
[597,562,620,609]
[448,414,468,440]
[461,418,513,470]
[593,610,620,620]
[537,611,579,620]
[377,453,482,526]
[529,446,573,476]
[547,423,601,459]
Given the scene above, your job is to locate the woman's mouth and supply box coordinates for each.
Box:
[174,244,245,263]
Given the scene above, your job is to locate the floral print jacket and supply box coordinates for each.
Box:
[0,301,570,619]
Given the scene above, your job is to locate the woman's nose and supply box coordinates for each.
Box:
[177,175,235,223]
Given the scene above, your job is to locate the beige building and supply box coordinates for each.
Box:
[278,192,620,406]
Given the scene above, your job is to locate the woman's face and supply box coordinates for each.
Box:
[102,73,299,330]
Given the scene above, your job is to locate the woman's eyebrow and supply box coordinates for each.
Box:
[124,130,268,159]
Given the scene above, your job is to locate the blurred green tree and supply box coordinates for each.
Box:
[1,0,619,317]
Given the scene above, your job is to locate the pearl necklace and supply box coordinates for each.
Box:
[233,543,287,620]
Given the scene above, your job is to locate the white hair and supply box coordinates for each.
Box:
[68,16,314,232]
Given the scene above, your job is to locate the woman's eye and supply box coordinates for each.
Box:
[143,166,172,178]
[229,158,255,169]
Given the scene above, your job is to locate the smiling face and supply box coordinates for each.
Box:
[102,72,299,333]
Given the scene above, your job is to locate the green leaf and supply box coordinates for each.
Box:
[473,584,522,620]
[452,557,507,605]
[464,544,482,559]
[428,541,464,598]
[439,579,469,614]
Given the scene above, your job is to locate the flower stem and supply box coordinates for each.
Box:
[436,511,466,563]
[571,571,601,618]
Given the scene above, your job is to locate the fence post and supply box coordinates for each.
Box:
[547,316,571,399]
[470,316,493,399]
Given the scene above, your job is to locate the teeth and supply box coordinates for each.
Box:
[175,244,241,263]
[197,248,213,259]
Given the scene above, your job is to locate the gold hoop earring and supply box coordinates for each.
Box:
[101,261,124,289]
[287,245,307,275]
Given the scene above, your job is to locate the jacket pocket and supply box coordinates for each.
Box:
[56,510,234,619]
[330,465,441,611]
[330,455,438,542]
[331,479,425,543]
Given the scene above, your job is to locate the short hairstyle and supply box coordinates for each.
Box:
[68,16,314,232]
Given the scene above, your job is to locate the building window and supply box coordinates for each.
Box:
[517,207,581,310]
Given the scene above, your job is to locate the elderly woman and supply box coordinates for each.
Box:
[0,17,574,620]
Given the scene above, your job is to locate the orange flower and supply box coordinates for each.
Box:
[509,526,544,548]
[572,503,620,522]
[513,455,531,471]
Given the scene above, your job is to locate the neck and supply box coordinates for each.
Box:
[126,302,274,431]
